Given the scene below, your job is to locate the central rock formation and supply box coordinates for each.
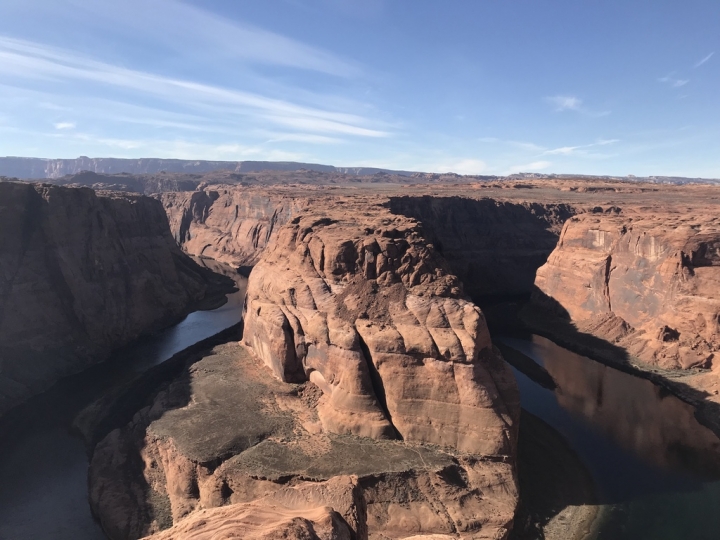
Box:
[0,182,231,416]
[243,202,519,456]
[88,199,520,540]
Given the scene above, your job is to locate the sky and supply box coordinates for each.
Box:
[0,0,718,176]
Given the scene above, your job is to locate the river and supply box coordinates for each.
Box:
[2,284,719,539]
[499,334,720,540]
[0,278,246,540]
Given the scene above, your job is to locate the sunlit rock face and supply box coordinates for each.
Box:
[160,187,305,267]
[0,182,225,416]
[534,212,720,370]
[242,199,520,456]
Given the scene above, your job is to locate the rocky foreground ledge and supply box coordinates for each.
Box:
[89,199,521,540]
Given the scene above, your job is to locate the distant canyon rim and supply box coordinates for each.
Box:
[1,164,719,540]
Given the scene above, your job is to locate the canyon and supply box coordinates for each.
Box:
[0,182,232,416]
[1,171,720,540]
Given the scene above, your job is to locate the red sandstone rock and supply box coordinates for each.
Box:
[0,182,228,416]
[242,202,519,456]
[159,188,305,267]
[535,212,720,370]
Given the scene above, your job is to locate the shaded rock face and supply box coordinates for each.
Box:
[0,182,226,416]
[160,188,305,267]
[243,206,520,456]
[534,212,720,369]
[387,196,576,299]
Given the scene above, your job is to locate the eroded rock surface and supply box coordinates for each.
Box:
[534,211,720,370]
[89,201,520,540]
[388,196,576,298]
[0,182,230,416]
[243,203,519,456]
[90,341,519,540]
[160,188,305,267]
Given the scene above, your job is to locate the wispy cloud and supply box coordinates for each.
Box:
[0,36,389,138]
[694,52,714,68]
[545,95,610,117]
[543,138,619,156]
[659,73,689,88]
[37,128,311,160]
[504,160,552,174]
[44,0,360,77]
[547,95,582,112]
[53,122,75,130]
[479,137,545,152]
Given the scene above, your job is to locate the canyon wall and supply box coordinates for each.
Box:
[160,187,306,267]
[534,212,720,370]
[89,199,521,540]
[387,196,576,298]
[0,182,229,416]
[160,187,578,297]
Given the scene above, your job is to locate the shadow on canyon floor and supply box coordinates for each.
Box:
[486,291,720,539]
[510,410,597,540]
[80,323,245,537]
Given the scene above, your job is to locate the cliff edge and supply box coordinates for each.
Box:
[0,182,231,416]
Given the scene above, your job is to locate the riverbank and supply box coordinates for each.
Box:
[0,276,246,540]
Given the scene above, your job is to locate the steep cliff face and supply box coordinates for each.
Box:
[534,212,720,370]
[160,187,305,267]
[0,182,229,416]
[387,196,576,298]
[243,203,519,454]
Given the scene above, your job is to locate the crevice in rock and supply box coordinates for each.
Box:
[603,254,613,312]
[356,333,402,440]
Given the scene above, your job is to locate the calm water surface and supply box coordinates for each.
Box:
[0,279,245,540]
[499,335,720,540]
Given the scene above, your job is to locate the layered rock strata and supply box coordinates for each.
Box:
[243,205,519,454]
[89,202,520,539]
[160,187,305,267]
[90,341,518,540]
[0,182,229,416]
[160,186,579,300]
[534,211,720,370]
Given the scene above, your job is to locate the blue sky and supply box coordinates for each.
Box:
[0,0,718,176]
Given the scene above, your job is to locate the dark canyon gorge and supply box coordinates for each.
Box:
[1,174,720,539]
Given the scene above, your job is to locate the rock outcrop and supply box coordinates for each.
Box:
[534,211,720,370]
[89,339,518,540]
[243,203,519,454]
[160,188,304,267]
[0,182,230,416]
[89,200,520,540]
[388,196,576,298]
[159,187,578,299]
